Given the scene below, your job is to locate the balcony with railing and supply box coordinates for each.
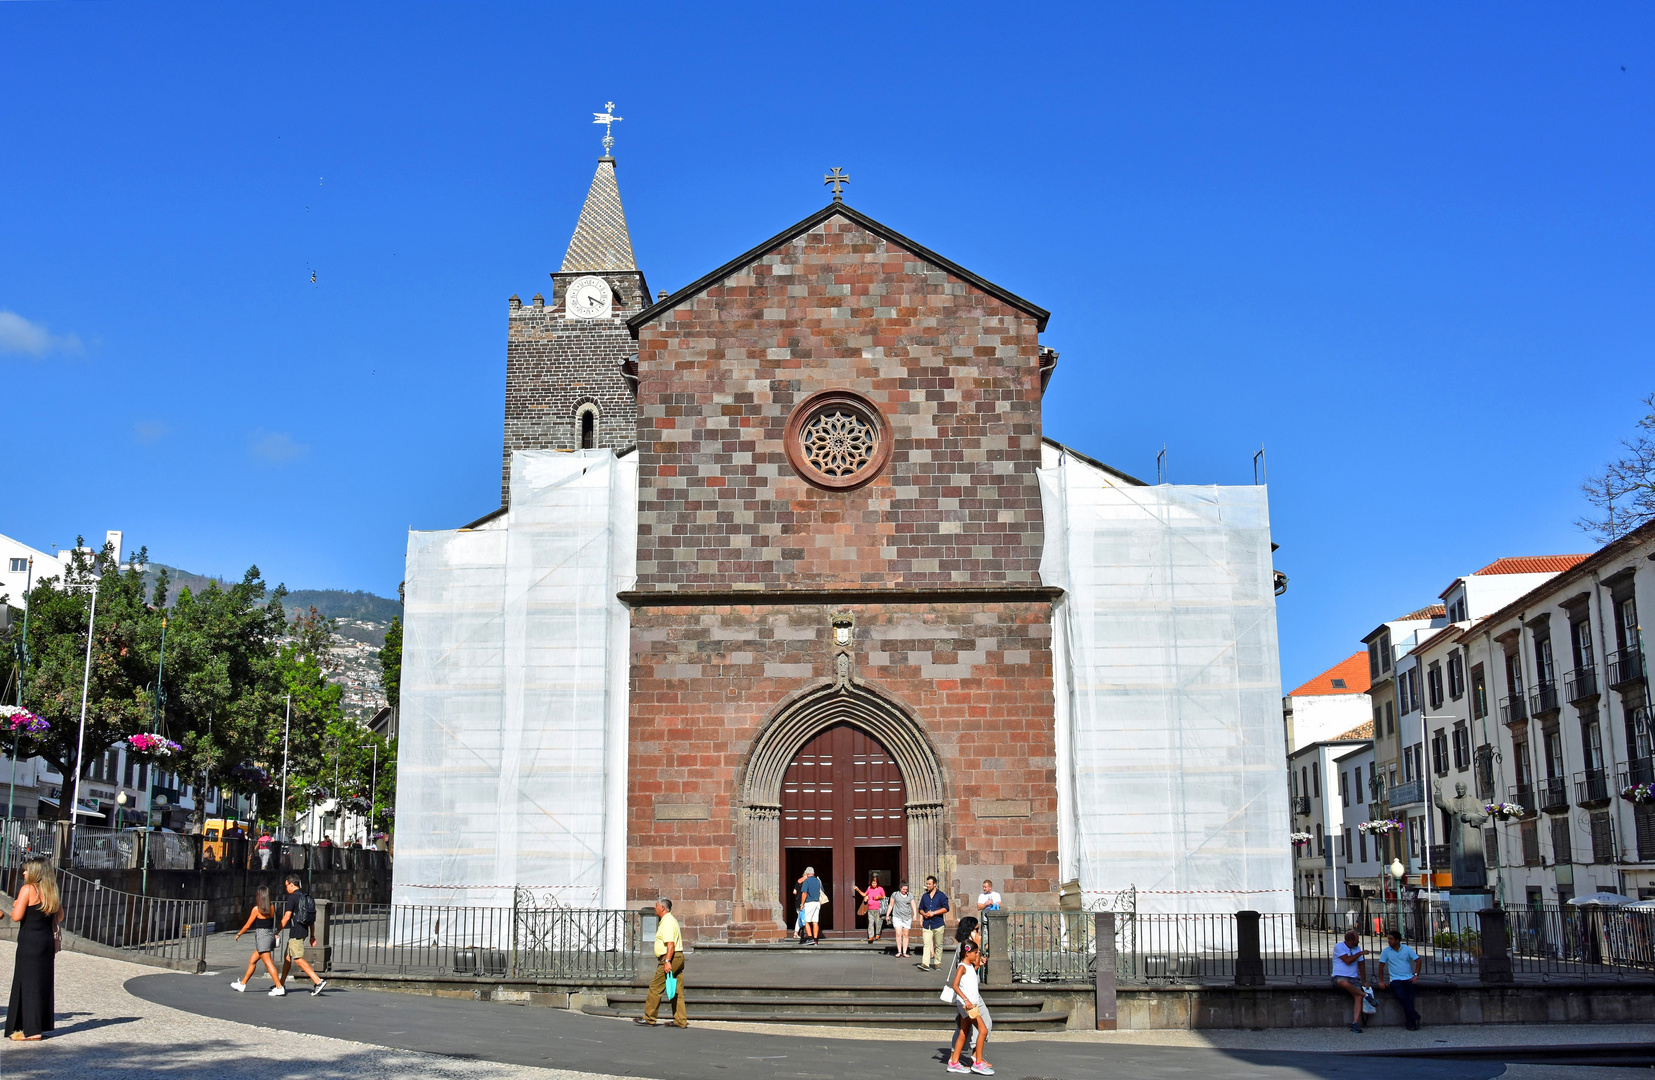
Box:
[1575,768,1612,808]
[1564,668,1599,703]
[1387,778,1424,807]
[1509,784,1539,817]
[1290,795,1311,817]
[1426,844,1451,870]
[1529,681,1560,717]
[1607,647,1645,689]
[1500,694,1528,725]
[1619,756,1655,790]
[1539,776,1570,814]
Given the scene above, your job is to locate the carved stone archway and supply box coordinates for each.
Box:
[737,682,946,917]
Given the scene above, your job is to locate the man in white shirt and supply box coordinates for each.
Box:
[975,880,1002,913]
[1331,929,1367,1033]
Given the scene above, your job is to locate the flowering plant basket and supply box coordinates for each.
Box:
[1621,782,1655,804]
[1484,802,1526,820]
[340,794,372,815]
[1358,818,1402,835]
[1289,832,1314,845]
[126,733,182,759]
[229,762,273,790]
[0,706,49,738]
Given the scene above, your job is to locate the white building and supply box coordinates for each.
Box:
[1289,724,1372,901]
[1335,740,1382,896]
[1283,652,1371,754]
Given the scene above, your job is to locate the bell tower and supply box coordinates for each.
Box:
[500,148,649,505]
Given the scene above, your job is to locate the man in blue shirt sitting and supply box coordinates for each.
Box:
[1377,930,1423,1030]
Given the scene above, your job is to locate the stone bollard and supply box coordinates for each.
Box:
[315,898,332,973]
[1094,912,1117,1030]
[985,910,1010,985]
[1234,910,1265,987]
[1477,907,1514,984]
[635,906,659,987]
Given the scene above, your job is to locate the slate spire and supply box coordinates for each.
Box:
[561,157,638,273]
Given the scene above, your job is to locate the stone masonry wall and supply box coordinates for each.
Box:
[627,601,1058,943]
[630,215,1046,589]
[500,271,645,504]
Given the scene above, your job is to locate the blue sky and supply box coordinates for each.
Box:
[2,3,1650,688]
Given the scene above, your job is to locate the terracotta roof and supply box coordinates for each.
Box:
[1397,604,1446,621]
[1287,653,1371,697]
[1333,721,1375,741]
[1471,555,1590,576]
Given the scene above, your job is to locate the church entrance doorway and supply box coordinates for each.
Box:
[780,723,907,938]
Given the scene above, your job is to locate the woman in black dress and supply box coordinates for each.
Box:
[6,858,62,1041]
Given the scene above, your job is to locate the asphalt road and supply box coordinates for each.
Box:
[123,972,1645,1080]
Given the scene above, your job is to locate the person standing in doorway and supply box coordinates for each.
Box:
[856,873,887,944]
[976,880,1002,914]
[888,881,915,958]
[1377,930,1422,1030]
[917,875,951,970]
[278,874,326,996]
[798,866,823,946]
[637,898,687,1028]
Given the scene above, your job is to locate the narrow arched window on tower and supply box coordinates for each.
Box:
[580,409,596,450]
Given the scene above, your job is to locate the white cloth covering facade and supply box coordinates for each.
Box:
[393,449,636,909]
[1039,449,1293,914]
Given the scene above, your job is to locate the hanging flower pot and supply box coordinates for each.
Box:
[1289,832,1313,845]
[1483,802,1526,820]
[125,733,182,760]
[1358,818,1402,835]
[0,706,49,739]
[1621,782,1655,805]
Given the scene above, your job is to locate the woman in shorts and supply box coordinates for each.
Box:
[230,886,285,995]
[886,881,915,958]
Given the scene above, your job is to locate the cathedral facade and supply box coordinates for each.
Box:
[395,150,1293,940]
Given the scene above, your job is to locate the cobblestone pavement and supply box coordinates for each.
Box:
[3,941,1654,1080]
[0,942,618,1080]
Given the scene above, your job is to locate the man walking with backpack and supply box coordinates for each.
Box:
[279,874,327,996]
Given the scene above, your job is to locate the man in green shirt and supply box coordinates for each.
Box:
[637,897,688,1028]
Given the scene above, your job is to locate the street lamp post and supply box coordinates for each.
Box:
[1390,858,1407,937]
[8,555,35,833]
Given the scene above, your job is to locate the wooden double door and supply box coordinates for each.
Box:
[780,722,906,935]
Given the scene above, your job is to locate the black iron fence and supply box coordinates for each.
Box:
[323,901,640,981]
[0,822,390,877]
[990,903,1655,987]
[0,863,207,968]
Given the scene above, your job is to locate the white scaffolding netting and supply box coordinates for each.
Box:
[393,449,636,910]
[1040,454,1293,915]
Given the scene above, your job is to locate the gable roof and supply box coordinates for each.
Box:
[1041,437,1149,487]
[1287,653,1371,697]
[562,157,638,273]
[1397,604,1446,621]
[626,201,1050,336]
[1471,555,1591,576]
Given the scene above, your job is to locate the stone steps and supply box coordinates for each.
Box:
[586,986,1070,1028]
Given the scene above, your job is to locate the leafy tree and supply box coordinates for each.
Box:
[1579,392,1655,542]
[378,615,402,710]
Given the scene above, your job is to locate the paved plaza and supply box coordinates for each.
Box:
[2,943,1654,1079]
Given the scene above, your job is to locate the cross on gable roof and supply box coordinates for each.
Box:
[626,201,1051,336]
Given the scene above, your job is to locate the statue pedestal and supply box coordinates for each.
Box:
[1447,891,1493,915]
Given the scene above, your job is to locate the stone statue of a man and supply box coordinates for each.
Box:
[1432,780,1490,890]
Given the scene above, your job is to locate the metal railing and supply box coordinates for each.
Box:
[1500,694,1528,725]
[1290,796,1311,816]
[1621,757,1655,789]
[324,901,640,980]
[1539,776,1569,814]
[1509,784,1538,817]
[0,819,61,867]
[1575,769,1612,807]
[1608,647,1645,689]
[1,864,207,967]
[1565,668,1598,703]
[1529,681,1560,716]
[1388,779,1424,807]
[994,910,1098,983]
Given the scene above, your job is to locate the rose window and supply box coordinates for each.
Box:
[800,408,876,478]
[784,391,892,491]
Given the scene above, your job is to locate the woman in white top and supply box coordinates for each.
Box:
[1331,928,1367,1032]
[946,938,992,1075]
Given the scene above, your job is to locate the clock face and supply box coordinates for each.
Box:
[566,276,613,319]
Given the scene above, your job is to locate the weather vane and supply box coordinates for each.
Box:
[823,167,850,201]
[593,102,621,157]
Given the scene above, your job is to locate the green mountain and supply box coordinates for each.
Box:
[143,564,400,625]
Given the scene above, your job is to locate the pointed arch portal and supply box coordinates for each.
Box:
[738,683,945,933]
